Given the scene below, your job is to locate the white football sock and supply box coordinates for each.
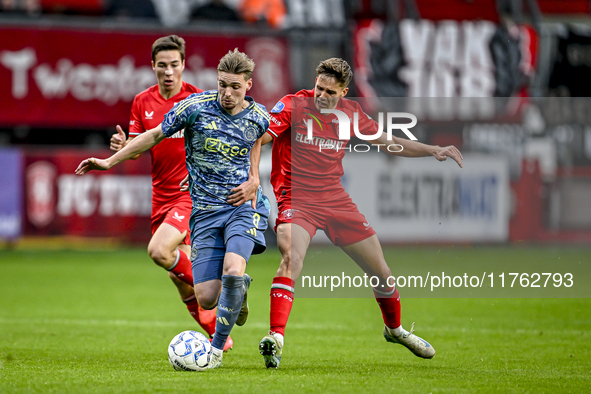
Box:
[388,325,404,337]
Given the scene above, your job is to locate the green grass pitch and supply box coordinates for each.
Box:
[0,246,589,393]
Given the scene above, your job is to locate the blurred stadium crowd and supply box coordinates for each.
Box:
[0,0,286,27]
[1,0,590,29]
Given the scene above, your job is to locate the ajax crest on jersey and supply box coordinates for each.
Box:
[244,126,257,141]
[168,330,212,371]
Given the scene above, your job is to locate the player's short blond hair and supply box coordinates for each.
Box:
[152,35,186,62]
[316,58,353,88]
[217,48,255,80]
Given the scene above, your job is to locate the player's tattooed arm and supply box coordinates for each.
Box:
[75,125,165,175]
[227,137,262,208]
[369,134,463,168]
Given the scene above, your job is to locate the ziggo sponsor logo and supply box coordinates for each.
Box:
[204,138,248,156]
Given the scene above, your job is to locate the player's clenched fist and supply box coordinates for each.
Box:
[75,158,111,175]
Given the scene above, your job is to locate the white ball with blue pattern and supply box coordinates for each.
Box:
[168,330,212,371]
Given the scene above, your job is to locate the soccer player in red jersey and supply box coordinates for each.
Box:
[110,36,251,351]
[258,58,464,368]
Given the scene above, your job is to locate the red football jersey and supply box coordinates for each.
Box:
[267,89,378,196]
[267,89,313,199]
[128,82,202,207]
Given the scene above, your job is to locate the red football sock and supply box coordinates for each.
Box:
[373,287,401,329]
[183,295,217,336]
[168,249,193,286]
[269,276,295,336]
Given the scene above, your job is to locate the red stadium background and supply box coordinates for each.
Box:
[0,26,291,128]
[23,149,153,243]
[1,4,591,245]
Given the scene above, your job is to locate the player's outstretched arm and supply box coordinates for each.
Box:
[227,137,263,208]
[75,125,165,175]
[369,134,463,168]
[75,157,111,174]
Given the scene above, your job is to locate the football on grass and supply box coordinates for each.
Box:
[168,330,212,371]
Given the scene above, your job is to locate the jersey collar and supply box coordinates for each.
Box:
[214,93,255,120]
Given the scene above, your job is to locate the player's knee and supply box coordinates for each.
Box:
[196,294,217,310]
[147,244,171,267]
[195,284,220,310]
[222,265,243,277]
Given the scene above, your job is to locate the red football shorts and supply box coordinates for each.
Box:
[275,188,376,247]
[151,196,192,245]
